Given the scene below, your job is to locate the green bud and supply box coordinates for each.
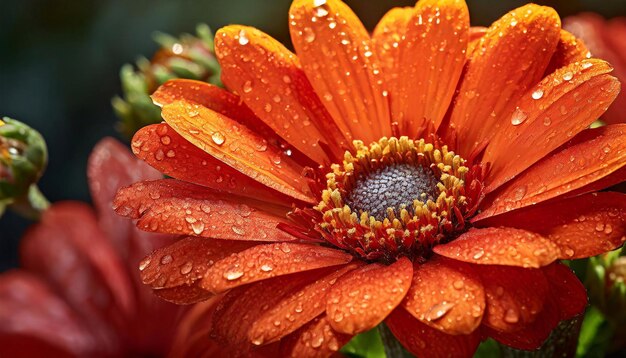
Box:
[0,117,47,200]
[113,24,222,138]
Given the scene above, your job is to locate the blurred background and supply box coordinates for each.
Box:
[2,0,626,271]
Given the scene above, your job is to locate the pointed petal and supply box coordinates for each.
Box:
[21,202,135,331]
[215,25,347,163]
[201,243,352,293]
[161,99,314,203]
[545,30,590,75]
[483,296,560,350]
[390,0,469,135]
[289,0,391,143]
[0,271,97,357]
[131,123,292,206]
[372,7,413,82]
[140,236,254,290]
[448,4,561,156]
[114,179,295,242]
[433,227,560,268]
[386,308,481,358]
[210,271,323,349]
[477,124,626,219]
[279,315,352,358]
[88,138,162,259]
[152,284,214,305]
[403,256,484,335]
[484,59,620,191]
[474,265,549,332]
[474,192,626,260]
[250,263,361,344]
[326,257,412,334]
[543,263,587,320]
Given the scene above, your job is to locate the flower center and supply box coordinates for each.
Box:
[312,137,481,263]
[346,163,439,221]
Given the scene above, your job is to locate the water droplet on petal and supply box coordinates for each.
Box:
[504,308,519,323]
[425,301,455,321]
[243,80,253,93]
[303,27,316,43]
[161,255,173,265]
[191,221,205,235]
[211,132,226,145]
[511,107,527,126]
[562,71,573,81]
[531,89,544,100]
[238,29,249,45]
[261,264,273,272]
[224,266,244,281]
[180,262,193,275]
[139,258,151,271]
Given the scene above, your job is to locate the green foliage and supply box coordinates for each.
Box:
[341,327,387,358]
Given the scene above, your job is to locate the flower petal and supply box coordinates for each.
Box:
[403,256,484,335]
[386,308,481,358]
[152,285,214,305]
[131,123,291,206]
[201,243,353,293]
[279,315,351,358]
[289,0,391,143]
[87,138,162,259]
[474,265,549,332]
[161,99,315,203]
[21,202,135,330]
[372,7,413,82]
[215,25,348,164]
[114,179,295,242]
[326,257,413,334]
[545,30,590,75]
[483,296,560,351]
[543,262,587,320]
[433,227,561,268]
[140,236,254,290]
[484,59,620,191]
[477,124,626,219]
[210,271,325,349]
[447,4,561,156]
[0,271,97,357]
[390,0,469,135]
[474,192,626,260]
[249,263,361,345]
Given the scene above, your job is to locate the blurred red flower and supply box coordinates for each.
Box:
[0,139,224,357]
[565,13,626,124]
[115,0,626,357]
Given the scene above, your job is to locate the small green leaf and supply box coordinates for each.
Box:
[341,327,386,358]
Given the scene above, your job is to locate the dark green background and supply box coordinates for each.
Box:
[2,0,626,270]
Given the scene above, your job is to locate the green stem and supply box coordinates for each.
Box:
[378,323,412,358]
[8,184,50,220]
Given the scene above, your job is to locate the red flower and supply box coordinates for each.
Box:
[0,139,223,357]
[115,0,626,357]
[564,13,626,125]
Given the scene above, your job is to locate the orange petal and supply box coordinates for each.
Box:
[140,236,254,290]
[477,124,626,219]
[433,227,560,268]
[483,295,560,351]
[215,25,347,163]
[448,4,561,156]
[152,285,214,305]
[210,273,315,351]
[289,0,391,143]
[474,265,549,333]
[403,256,484,335]
[372,7,413,86]
[0,272,98,357]
[249,263,362,345]
[543,262,587,320]
[390,0,469,135]
[114,179,294,242]
[131,123,292,206]
[161,99,315,203]
[201,243,353,293]
[545,30,590,75]
[87,138,162,259]
[326,257,413,334]
[484,59,620,192]
[474,192,626,260]
[21,202,135,323]
[279,315,352,358]
[386,307,481,358]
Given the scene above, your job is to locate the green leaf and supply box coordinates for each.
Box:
[474,338,501,357]
[341,327,386,358]
[576,307,611,358]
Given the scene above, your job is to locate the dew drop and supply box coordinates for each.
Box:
[453,280,464,289]
[513,185,527,201]
[303,27,316,43]
[191,221,205,235]
[242,80,253,93]
[261,264,273,272]
[504,308,520,323]
[531,89,544,100]
[160,135,171,145]
[232,225,246,235]
[562,71,573,81]
[582,62,593,69]
[224,266,244,281]
[543,117,552,126]
[510,107,527,126]
[161,255,173,265]
[425,301,455,321]
[238,29,249,45]
[139,258,151,271]
[180,262,193,275]
[211,132,226,145]
[473,248,485,260]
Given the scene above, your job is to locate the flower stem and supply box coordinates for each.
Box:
[378,323,412,358]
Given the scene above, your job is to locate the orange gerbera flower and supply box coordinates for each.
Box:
[115,0,626,356]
